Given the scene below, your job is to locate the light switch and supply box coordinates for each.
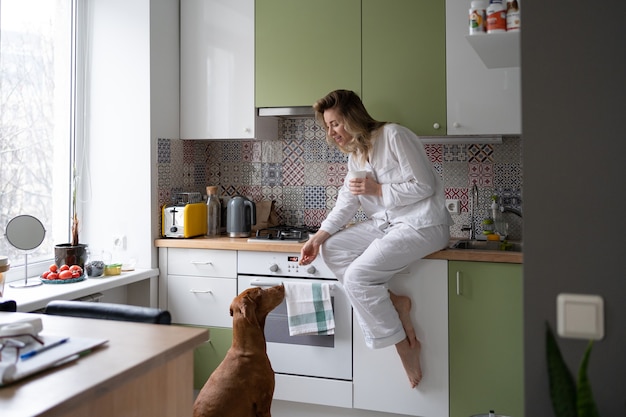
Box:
[557,293,604,340]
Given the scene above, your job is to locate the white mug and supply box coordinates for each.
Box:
[348,170,367,180]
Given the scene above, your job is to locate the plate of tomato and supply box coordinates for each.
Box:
[41,264,86,284]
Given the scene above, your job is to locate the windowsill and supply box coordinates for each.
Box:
[2,268,159,312]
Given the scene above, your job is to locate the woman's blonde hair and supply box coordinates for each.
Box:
[313,90,386,166]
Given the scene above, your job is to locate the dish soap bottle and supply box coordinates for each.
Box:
[491,195,499,223]
[205,186,221,237]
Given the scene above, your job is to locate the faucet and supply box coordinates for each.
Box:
[498,195,523,218]
[501,206,523,218]
[467,184,478,240]
[460,184,480,239]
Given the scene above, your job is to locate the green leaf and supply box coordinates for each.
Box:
[577,340,600,417]
[546,322,578,417]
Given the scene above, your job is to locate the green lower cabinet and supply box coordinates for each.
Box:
[448,261,524,417]
[191,326,233,390]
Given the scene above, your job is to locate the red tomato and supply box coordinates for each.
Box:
[71,271,81,278]
[49,264,58,273]
[60,264,70,271]
[47,272,59,280]
[42,271,50,278]
[69,265,83,274]
[59,270,73,279]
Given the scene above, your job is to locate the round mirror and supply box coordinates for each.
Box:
[5,215,46,251]
[5,215,46,288]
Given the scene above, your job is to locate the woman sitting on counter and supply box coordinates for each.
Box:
[299,89,452,388]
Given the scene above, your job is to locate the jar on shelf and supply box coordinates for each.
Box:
[486,0,507,33]
[506,0,520,31]
[469,0,487,35]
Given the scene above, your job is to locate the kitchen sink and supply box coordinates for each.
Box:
[451,239,523,252]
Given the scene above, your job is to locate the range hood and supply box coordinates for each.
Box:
[257,107,505,144]
[257,106,315,118]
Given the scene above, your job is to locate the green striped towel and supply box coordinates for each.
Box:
[284,282,335,336]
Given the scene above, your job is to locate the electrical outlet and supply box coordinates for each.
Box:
[113,235,127,250]
[446,199,460,214]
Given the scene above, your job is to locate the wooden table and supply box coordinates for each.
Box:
[0,312,208,416]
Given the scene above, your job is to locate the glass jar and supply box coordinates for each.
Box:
[85,248,106,277]
[205,186,221,237]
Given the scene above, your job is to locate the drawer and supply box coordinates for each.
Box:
[167,275,236,327]
[167,248,237,278]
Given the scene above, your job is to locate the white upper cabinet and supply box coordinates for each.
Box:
[445,0,521,135]
[180,0,276,140]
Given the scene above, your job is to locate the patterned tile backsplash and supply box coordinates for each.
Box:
[157,118,523,240]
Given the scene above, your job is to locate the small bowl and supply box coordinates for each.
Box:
[104,263,122,276]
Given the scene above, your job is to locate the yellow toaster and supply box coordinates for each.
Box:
[162,202,207,238]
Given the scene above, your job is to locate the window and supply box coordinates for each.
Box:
[0,0,79,281]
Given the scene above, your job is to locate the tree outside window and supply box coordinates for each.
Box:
[0,0,74,279]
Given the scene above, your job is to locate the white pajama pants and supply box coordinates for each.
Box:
[321,220,449,349]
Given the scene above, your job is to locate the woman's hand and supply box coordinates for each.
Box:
[299,230,331,265]
[349,177,382,197]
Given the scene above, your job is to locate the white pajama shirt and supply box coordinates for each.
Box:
[319,123,453,349]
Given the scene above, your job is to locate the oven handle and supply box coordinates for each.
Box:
[249,279,336,294]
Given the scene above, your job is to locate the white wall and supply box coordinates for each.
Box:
[83,0,179,269]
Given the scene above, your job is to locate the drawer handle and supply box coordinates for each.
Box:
[191,261,213,265]
[189,289,212,294]
[250,279,336,294]
[456,271,462,296]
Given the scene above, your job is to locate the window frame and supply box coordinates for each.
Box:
[1,0,85,283]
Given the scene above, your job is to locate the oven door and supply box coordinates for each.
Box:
[238,275,352,381]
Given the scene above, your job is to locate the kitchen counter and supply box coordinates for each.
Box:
[155,236,523,264]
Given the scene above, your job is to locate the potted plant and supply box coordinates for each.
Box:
[54,165,88,269]
[546,321,600,417]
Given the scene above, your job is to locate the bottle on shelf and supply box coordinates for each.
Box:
[486,0,507,33]
[205,186,221,237]
[469,0,488,35]
[506,0,520,31]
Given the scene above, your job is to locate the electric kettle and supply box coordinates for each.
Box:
[226,195,256,237]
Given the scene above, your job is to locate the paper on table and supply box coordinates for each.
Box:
[0,335,108,386]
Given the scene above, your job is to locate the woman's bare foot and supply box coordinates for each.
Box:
[396,338,422,388]
[389,291,417,348]
[389,291,422,388]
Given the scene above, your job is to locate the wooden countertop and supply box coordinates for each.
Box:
[155,236,523,264]
[0,312,208,416]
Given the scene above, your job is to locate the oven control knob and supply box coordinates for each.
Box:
[269,264,279,273]
[306,266,317,274]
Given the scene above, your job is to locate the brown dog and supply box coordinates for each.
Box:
[193,284,285,417]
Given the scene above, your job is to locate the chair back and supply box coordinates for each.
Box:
[0,299,17,312]
[44,300,171,325]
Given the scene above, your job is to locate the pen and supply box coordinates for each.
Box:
[20,337,69,360]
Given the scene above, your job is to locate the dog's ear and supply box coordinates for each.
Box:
[240,295,260,327]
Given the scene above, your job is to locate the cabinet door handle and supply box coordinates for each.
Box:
[191,260,213,265]
[251,279,283,288]
[456,271,463,295]
[189,289,212,294]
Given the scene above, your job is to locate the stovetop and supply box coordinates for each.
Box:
[247,225,318,243]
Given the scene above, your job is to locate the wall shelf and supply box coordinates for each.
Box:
[465,31,520,69]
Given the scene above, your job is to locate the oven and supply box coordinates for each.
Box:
[237,250,354,408]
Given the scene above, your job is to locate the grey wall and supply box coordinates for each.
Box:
[522,1,626,415]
